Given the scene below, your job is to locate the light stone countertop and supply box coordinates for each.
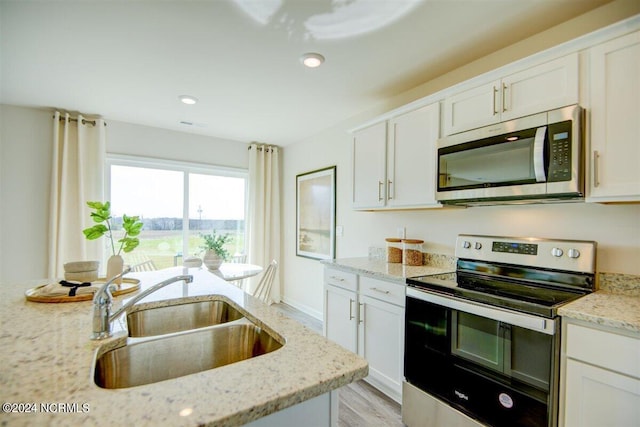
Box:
[321,257,454,284]
[558,291,640,333]
[0,267,368,426]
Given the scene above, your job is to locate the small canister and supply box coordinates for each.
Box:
[385,238,403,263]
[402,239,424,266]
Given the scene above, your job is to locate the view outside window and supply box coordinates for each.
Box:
[109,162,246,270]
[188,173,246,260]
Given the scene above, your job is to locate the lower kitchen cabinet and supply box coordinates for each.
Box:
[561,320,640,427]
[323,267,405,403]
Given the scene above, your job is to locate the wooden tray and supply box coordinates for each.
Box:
[25,278,140,303]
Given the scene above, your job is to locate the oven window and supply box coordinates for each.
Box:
[451,311,503,371]
[439,136,537,190]
[510,326,553,391]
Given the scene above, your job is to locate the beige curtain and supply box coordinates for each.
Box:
[246,143,281,303]
[48,112,106,278]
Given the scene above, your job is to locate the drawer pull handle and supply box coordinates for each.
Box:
[359,303,364,324]
[371,287,390,294]
[330,276,344,282]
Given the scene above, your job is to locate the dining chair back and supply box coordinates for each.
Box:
[252,260,277,304]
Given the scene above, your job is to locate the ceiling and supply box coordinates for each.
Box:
[0,0,611,145]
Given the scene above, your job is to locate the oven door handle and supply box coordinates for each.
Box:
[406,287,556,335]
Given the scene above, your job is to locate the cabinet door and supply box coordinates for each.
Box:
[587,31,640,202]
[323,284,358,353]
[352,122,387,209]
[501,53,578,121]
[358,295,404,403]
[443,80,501,135]
[564,359,640,427]
[387,103,441,208]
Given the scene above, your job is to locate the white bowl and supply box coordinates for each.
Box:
[64,270,99,282]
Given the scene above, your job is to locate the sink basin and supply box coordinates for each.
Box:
[94,323,283,389]
[126,299,245,337]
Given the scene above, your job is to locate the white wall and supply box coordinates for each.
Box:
[281,3,640,318]
[0,104,248,284]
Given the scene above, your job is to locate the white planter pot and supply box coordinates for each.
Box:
[203,250,223,270]
[106,255,124,284]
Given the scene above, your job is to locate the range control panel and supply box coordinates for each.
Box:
[456,234,596,274]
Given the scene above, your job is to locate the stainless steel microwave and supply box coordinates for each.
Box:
[436,104,583,206]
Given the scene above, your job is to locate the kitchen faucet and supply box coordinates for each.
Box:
[91,267,193,340]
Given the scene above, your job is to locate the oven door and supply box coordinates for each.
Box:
[405,288,560,427]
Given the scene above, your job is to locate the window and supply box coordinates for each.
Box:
[107,156,247,269]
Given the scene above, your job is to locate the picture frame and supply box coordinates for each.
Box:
[296,166,336,260]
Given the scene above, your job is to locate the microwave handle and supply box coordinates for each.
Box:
[533,126,547,182]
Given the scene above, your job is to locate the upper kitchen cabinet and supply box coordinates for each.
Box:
[587,30,640,202]
[352,103,441,210]
[352,121,387,209]
[443,53,579,135]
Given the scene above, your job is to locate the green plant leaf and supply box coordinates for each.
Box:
[119,237,139,253]
[83,224,108,240]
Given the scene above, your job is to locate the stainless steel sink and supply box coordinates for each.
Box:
[126,299,245,337]
[94,323,283,389]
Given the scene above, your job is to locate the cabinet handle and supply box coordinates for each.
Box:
[359,303,364,324]
[371,287,390,295]
[387,180,393,200]
[349,299,355,320]
[502,82,508,112]
[492,86,499,115]
[593,150,600,188]
[330,276,344,282]
[378,181,384,201]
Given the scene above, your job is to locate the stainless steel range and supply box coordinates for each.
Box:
[403,234,597,427]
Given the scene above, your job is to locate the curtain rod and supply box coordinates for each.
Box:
[53,115,106,127]
[248,145,277,152]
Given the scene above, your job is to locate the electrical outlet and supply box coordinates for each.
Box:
[336,225,344,237]
[397,227,406,239]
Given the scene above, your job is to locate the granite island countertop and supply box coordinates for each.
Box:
[0,267,368,426]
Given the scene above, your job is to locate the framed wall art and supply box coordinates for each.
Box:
[296,166,336,260]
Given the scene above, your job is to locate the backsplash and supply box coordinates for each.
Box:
[599,272,640,297]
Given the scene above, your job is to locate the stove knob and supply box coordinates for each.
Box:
[567,249,581,259]
[551,247,564,257]
[462,241,471,249]
[474,242,483,250]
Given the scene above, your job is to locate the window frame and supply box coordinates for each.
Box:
[106,154,249,262]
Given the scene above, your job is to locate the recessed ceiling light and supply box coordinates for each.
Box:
[301,53,325,68]
[179,95,198,105]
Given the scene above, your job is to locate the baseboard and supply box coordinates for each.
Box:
[281,295,323,321]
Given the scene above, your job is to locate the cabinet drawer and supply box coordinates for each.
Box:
[360,276,405,307]
[324,268,357,292]
[566,322,640,379]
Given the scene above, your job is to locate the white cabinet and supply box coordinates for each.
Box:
[323,269,358,354]
[352,103,441,210]
[561,321,640,427]
[443,53,578,135]
[587,30,640,202]
[352,122,387,209]
[323,268,405,403]
[386,103,440,208]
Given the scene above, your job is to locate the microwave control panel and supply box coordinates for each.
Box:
[547,120,572,182]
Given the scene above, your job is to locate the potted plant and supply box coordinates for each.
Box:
[82,201,143,283]
[201,230,231,270]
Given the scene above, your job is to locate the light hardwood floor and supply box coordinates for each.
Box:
[271,302,404,427]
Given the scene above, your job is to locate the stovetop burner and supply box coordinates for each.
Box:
[406,235,597,318]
